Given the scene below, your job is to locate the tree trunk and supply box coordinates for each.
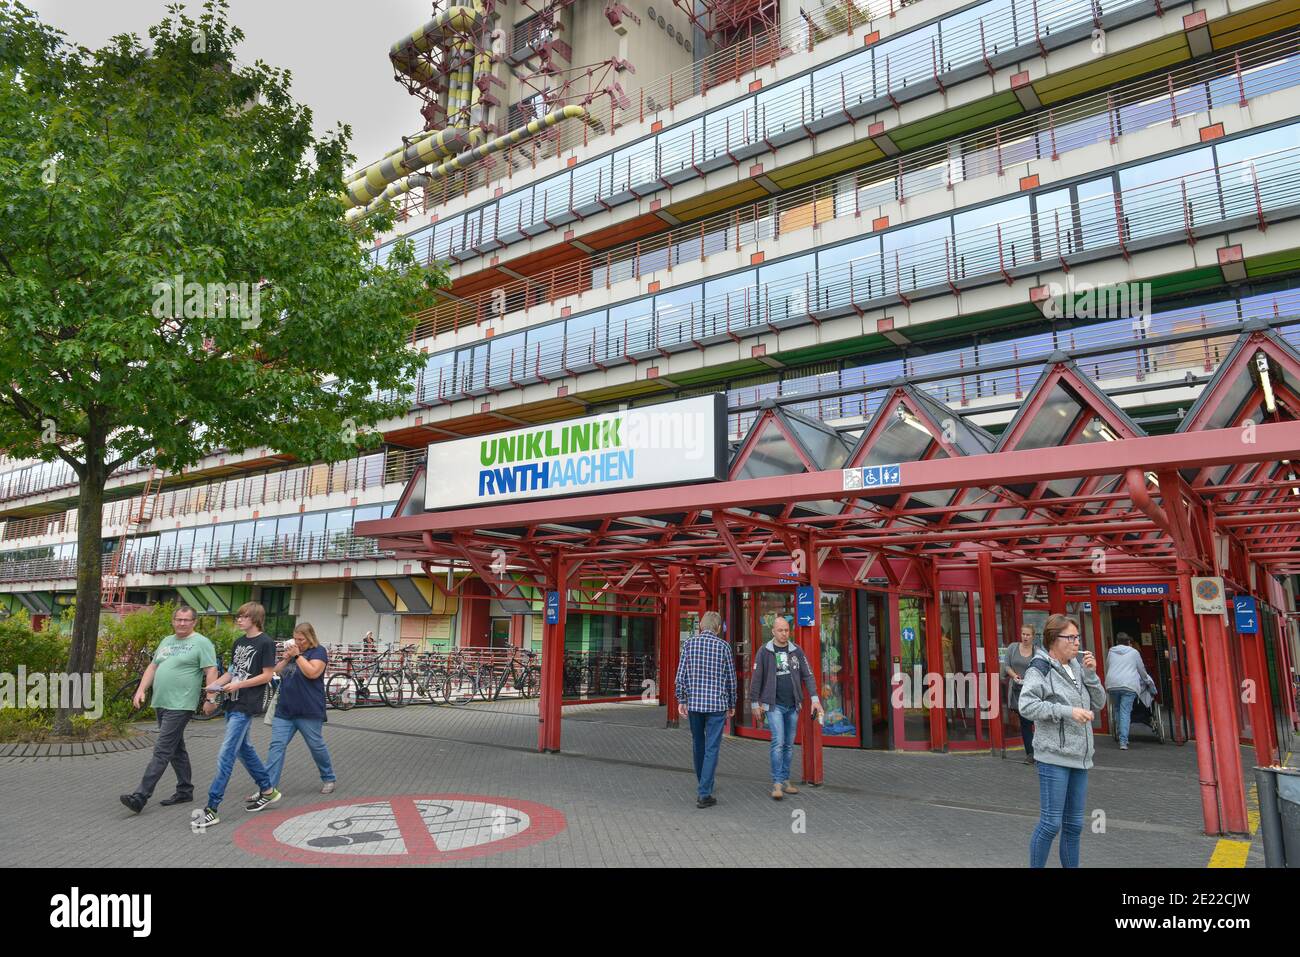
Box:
[53,454,107,734]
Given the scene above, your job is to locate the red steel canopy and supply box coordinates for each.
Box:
[357,327,1300,837]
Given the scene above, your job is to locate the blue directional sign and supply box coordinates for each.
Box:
[901,626,916,643]
[861,464,903,489]
[1233,595,1258,634]
[545,590,560,625]
[796,586,816,627]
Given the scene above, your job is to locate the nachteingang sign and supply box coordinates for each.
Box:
[425,394,727,510]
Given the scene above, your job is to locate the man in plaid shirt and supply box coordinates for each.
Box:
[675,611,735,808]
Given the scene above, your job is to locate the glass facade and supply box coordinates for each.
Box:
[407,121,1300,402]
[374,0,1184,268]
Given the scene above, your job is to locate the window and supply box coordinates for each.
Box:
[704,97,755,160]
[654,286,702,347]
[610,298,655,355]
[703,272,757,338]
[820,235,880,311]
[952,196,1032,277]
[759,253,815,326]
[564,310,608,367]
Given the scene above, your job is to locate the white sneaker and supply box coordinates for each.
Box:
[321,781,336,794]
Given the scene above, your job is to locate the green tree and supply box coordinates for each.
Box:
[0,1,442,730]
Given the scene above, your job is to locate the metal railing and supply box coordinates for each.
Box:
[2,297,1297,583]
[373,0,1161,262]
[405,32,1300,339]
[404,143,1300,403]
[0,447,424,544]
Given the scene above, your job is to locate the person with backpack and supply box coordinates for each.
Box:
[1017,613,1107,868]
[1003,623,1042,763]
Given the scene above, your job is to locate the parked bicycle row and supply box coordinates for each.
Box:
[562,651,658,699]
[322,645,541,710]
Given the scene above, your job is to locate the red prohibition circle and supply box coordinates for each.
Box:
[233,793,567,866]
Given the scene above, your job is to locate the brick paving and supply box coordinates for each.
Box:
[0,699,1281,867]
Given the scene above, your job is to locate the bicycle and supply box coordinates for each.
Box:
[491,647,539,700]
[326,650,386,710]
[440,649,484,705]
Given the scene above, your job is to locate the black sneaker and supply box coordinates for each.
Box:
[120,793,145,814]
[696,795,717,808]
[244,788,282,812]
[192,807,220,830]
[159,793,193,806]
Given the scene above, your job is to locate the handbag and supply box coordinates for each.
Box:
[263,676,280,726]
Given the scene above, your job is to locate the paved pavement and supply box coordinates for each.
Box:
[0,699,1280,867]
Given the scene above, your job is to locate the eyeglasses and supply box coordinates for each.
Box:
[1061,633,1081,642]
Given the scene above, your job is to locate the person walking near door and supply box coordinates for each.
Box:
[1004,624,1041,764]
[674,611,735,809]
[1105,632,1156,751]
[749,614,824,800]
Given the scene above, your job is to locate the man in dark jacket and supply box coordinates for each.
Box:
[749,615,823,800]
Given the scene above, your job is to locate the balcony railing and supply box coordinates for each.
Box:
[374,0,1165,266]
[405,142,1300,404]
[0,447,424,543]
[2,296,1296,584]
[0,532,393,584]
[407,32,1300,340]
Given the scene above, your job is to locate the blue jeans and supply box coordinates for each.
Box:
[1029,762,1089,868]
[1111,690,1137,745]
[207,711,271,810]
[688,711,726,799]
[265,716,336,789]
[766,705,799,785]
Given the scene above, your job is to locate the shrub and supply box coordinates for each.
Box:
[0,611,69,675]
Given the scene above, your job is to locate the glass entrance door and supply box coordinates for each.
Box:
[1096,600,1174,741]
[941,591,993,748]
[734,589,860,746]
[736,591,795,732]
[861,592,890,747]
[489,617,511,649]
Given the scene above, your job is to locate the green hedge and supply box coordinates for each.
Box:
[0,603,242,739]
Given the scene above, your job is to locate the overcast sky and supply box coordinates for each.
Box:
[24,0,434,172]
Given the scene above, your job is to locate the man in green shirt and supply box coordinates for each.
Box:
[120,605,218,813]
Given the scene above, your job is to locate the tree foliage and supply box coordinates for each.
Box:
[0,0,442,717]
[0,0,439,473]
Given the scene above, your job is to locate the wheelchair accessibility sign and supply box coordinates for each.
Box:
[234,794,566,865]
[842,464,902,491]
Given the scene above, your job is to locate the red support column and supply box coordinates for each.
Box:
[662,567,682,728]
[1172,566,1236,834]
[537,560,567,753]
[926,561,946,752]
[1197,608,1249,832]
[1240,617,1279,766]
[799,534,825,785]
[889,586,905,752]
[1047,581,1066,615]
[978,552,1006,753]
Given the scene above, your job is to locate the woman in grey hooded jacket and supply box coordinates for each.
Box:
[1017,614,1107,868]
